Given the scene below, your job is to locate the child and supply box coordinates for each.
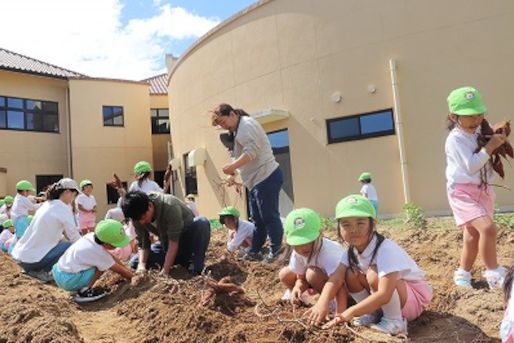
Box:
[52,219,135,303]
[359,172,379,215]
[106,213,137,262]
[128,161,163,194]
[502,267,514,342]
[326,195,432,335]
[186,194,200,217]
[279,208,348,326]
[219,206,254,258]
[76,180,97,234]
[0,219,14,252]
[446,86,508,288]
[11,180,40,240]
[0,195,14,217]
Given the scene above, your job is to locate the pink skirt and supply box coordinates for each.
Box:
[447,183,495,227]
[401,280,433,321]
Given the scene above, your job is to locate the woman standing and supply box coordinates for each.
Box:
[212,103,283,262]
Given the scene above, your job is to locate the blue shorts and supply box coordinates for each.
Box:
[370,200,379,215]
[14,216,30,239]
[52,264,95,292]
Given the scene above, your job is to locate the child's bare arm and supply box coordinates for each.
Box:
[110,261,135,280]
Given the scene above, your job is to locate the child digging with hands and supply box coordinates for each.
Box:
[325,195,432,336]
[52,219,135,303]
[279,208,348,326]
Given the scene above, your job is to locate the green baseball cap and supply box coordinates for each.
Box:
[219,206,240,224]
[3,196,13,204]
[335,194,376,219]
[79,179,93,189]
[16,180,35,192]
[95,219,129,248]
[133,161,152,175]
[358,172,372,182]
[284,208,321,246]
[447,86,487,116]
[2,219,12,228]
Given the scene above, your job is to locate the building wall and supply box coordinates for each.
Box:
[150,94,171,172]
[168,0,514,218]
[69,79,152,217]
[0,70,70,197]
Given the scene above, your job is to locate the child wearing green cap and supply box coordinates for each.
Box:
[76,180,97,234]
[0,195,14,217]
[11,180,41,240]
[325,195,432,336]
[52,219,135,303]
[0,219,14,252]
[129,161,163,194]
[279,208,348,326]
[445,86,508,289]
[358,172,379,215]
[219,206,254,258]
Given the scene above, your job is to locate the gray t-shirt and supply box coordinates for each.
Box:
[234,116,279,190]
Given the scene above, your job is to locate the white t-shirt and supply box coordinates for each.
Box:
[227,220,255,252]
[12,200,81,263]
[57,233,115,273]
[129,179,163,194]
[445,127,494,190]
[76,193,96,211]
[186,201,199,217]
[360,183,378,201]
[290,237,347,277]
[0,229,13,246]
[341,235,425,281]
[11,194,40,223]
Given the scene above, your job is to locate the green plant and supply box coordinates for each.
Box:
[209,219,222,230]
[320,216,336,231]
[494,206,514,229]
[402,202,426,229]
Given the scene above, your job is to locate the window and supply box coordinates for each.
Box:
[103,106,124,127]
[151,108,170,134]
[106,181,127,204]
[183,153,198,195]
[154,170,165,189]
[0,95,59,132]
[36,175,63,194]
[327,109,395,144]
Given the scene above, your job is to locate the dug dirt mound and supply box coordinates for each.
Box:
[0,220,509,342]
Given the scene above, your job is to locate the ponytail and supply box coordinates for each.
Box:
[46,183,67,200]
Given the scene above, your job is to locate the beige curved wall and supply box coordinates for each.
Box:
[169,0,514,218]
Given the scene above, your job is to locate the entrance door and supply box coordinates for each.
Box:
[267,129,294,217]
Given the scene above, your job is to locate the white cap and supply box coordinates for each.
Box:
[55,178,80,193]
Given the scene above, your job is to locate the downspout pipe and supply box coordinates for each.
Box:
[66,86,73,178]
[389,59,411,204]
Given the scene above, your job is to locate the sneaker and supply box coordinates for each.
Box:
[483,266,507,289]
[263,250,281,263]
[73,287,107,303]
[242,251,263,261]
[25,270,53,283]
[353,311,381,327]
[370,317,408,336]
[453,269,472,288]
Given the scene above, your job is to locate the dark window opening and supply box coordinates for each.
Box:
[106,181,127,204]
[183,153,198,195]
[103,106,124,127]
[0,95,59,133]
[151,108,170,134]
[327,109,395,144]
[36,175,63,194]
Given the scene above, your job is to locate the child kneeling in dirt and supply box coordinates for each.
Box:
[52,219,135,303]
[279,208,348,326]
[325,195,432,336]
[219,206,254,258]
[0,219,14,252]
[501,267,514,342]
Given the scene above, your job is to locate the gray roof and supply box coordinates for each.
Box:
[0,47,85,79]
[142,73,168,95]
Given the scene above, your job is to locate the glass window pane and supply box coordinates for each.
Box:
[157,118,169,133]
[159,109,169,118]
[113,115,123,126]
[7,110,24,129]
[267,130,289,149]
[28,112,44,131]
[329,117,359,140]
[103,107,113,124]
[27,100,42,111]
[113,107,123,116]
[360,111,394,135]
[42,101,58,112]
[0,96,5,107]
[151,109,158,117]
[0,110,6,128]
[43,114,59,132]
[7,98,23,109]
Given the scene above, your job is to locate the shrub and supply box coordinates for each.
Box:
[402,202,426,229]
